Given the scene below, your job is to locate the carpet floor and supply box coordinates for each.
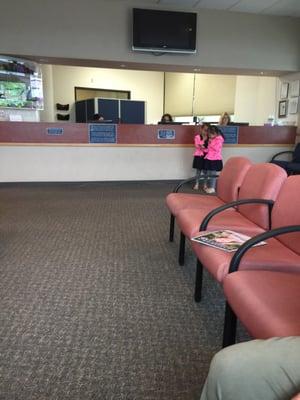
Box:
[0,181,246,400]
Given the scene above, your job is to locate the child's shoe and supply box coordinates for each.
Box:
[193,183,199,190]
[205,187,215,194]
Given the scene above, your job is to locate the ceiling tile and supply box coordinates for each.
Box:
[123,0,300,17]
[129,0,159,5]
[260,0,300,17]
[158,0,198,6]
[230,0,279,13]
[195,0,242,10]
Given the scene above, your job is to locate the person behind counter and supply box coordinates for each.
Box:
[160,113,173,123]
[219,112,231,126]
[92,113,105,121]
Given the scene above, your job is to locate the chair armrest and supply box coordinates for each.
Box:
[270,151,293,162]
[229,225,300,273]
[199,198,274,231]
[173,174,219,193]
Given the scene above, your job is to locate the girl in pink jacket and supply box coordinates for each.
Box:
[192,123,208,190]
[203,125,224,193]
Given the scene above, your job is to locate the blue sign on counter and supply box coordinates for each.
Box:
[218,126,239,144]
[89,124,117,144]
[47,127,64,135]
[158,129,175,140]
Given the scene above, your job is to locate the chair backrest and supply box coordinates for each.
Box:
[216,157,252,203]
[237,163,287,229]
[292,143,300,162]
[271,175,300,255]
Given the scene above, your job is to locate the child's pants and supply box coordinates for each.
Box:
[195,169,204,185]
[204,170,216,189]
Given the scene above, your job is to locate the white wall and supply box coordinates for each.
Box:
[0,145,292,182]
[42,65,164,124]
[234,76,278,125]
[0,1,299,73]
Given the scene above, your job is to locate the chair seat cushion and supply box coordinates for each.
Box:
[191,236,300,283]
[177,208,265,239]
[223,270,300,338]
[166,193,225,216]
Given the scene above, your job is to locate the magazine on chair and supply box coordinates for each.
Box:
[191,230,266,252]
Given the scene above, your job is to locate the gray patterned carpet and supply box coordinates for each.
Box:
[0,181,241,400]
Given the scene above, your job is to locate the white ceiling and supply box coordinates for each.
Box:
[130,0,300,18]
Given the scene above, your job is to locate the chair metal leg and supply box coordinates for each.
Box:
[169,214,175,242]
[178,232,186,266]
[222,302,237,348]
[194,260,203,302]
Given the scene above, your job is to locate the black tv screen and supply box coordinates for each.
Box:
[132,8,197,54]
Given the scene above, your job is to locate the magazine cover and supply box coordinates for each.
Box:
[191,230,266,252]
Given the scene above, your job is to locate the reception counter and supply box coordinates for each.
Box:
[0,122,296,182]
[0,122,296,145]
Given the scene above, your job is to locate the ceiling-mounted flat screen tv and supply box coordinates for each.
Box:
[132,8,197,54]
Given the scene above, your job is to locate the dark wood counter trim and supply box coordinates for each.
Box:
[117,124,195,144]
[237,126,296,144]
[0,122,296,145]
[0,122,87,143]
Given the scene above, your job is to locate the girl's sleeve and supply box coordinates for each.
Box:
[209,136,224,151]
[194,135,204,147]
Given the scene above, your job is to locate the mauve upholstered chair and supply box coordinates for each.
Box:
[222,270,300,347]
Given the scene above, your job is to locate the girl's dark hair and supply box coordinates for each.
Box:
[161,113,173,122]
[208,125,225,139]
[93,113,101,120]
[199,123,210,143]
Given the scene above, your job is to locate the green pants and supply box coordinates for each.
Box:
[200,337,300,400]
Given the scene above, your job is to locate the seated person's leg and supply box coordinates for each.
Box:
[200,337,300,400]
